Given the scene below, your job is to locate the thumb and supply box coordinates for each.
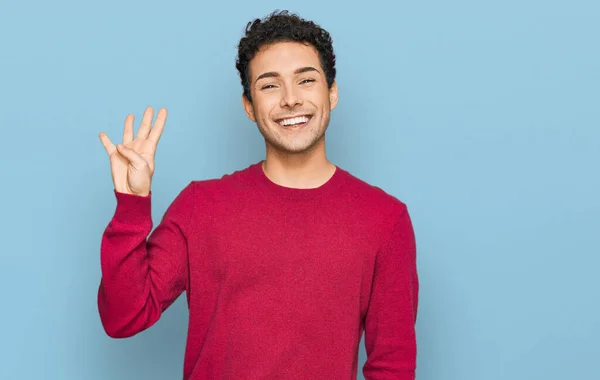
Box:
[116,144,147,169]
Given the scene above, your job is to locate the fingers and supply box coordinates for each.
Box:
[148,108,167,144]
[116,144,147,169]
[137,106,154,139]
[99,132,116,156]
[106,107,165,155]
[123,114,134,144]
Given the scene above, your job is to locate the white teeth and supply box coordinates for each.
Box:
[279,116,309,126]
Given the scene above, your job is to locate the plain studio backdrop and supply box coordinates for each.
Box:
[1,1,598,379]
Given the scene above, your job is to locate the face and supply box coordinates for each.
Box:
[242,41,338,155]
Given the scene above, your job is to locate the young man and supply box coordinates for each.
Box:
[98,10,419,380]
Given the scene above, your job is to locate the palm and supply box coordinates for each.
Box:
[100,107,167,196]
[109,137,155,195]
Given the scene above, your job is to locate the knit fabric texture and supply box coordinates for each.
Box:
[98,161,418,379]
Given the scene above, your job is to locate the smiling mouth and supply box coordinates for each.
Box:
[276,115,312,128]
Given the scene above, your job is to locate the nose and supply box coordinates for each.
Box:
[279,84,303,109]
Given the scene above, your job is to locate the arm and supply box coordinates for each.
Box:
[97,183,195,338]
[363,204,419,380]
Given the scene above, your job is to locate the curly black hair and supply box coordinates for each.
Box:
[235,10,336,103]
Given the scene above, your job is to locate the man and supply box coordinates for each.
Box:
[98,10,419,380]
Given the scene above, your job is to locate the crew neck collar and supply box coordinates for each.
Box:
[250,160,347,200]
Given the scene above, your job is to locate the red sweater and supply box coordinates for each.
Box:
[98,161,418,379]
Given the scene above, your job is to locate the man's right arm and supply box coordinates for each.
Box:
[97,182,195,338]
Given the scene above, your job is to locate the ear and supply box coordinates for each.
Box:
[329,81,339,111]
[242,94,256,122]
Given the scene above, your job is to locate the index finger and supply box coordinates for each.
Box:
[99,132,116,156]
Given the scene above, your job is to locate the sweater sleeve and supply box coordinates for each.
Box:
[363,204,419,380]
[97,182,196,338]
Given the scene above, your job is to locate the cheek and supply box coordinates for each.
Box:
[319,105,332,124]
[311,89,331,107]
[254,96,279,121]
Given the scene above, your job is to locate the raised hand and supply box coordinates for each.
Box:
[99,107,167,196]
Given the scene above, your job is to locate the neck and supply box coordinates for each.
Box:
[262,138,336,189]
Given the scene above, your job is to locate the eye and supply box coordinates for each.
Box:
[261,84,277,90]
[300,78,316,85]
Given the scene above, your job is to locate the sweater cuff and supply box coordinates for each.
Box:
[112,190,152,226]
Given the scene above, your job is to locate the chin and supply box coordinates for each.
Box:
[269,134,325,155]
[257,118,328,155]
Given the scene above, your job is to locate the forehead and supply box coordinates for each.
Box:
[249,41,322,79]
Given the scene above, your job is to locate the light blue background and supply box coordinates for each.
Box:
[1,0,598,379]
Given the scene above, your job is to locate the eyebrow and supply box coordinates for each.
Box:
[255,66,320,83]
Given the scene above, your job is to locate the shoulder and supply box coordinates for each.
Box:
[333,167,415,251]
[338,167,408,219]
[165,163,258,222]
[183,162,259,201]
